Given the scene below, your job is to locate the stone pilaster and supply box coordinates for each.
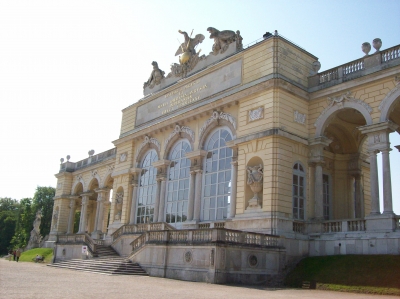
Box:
[193,169,203,221]
[152,160,170,223]
[78,193,92,233]
[229,160,238,218]
[309,136,332,220]
[187,170,196,221]
[67,196,78,234]
[129,168,142,224]
[185,150,207,222]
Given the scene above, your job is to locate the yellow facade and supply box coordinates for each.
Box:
[50,32,400,261]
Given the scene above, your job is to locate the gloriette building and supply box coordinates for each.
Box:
[48,28,400,283]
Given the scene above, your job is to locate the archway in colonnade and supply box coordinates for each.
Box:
[72,182,83,233]
[379,91,400,215]
[317,107,369,220]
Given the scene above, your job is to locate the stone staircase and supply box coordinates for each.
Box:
[48,245,148,276]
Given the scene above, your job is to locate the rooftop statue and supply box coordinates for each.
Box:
[170,30,205,77]
[207,27,240,55]
[143,61,165,89]
[175,30,205,58]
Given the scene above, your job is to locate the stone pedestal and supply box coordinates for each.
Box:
[365,214,397,232]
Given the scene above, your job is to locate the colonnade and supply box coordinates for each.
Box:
[311,121,398,221]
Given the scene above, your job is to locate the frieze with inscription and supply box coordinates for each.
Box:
[136,59,242,126]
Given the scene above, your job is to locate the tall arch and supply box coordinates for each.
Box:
[314,92,373,137]
[379,84,400,122]
[198,111,236,150]
[165,139,191,225]
[201,126,233,221]
[136,149,158,223]
[135,136,161,166]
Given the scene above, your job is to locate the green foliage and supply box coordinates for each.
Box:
[285,255,400,295]
[32,186,55,237]
[19,248,53,263]
[73,211,81,233]
[0,198,19,254]
[10,198,35,249]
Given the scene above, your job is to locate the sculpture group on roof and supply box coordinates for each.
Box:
[144,26,243,91]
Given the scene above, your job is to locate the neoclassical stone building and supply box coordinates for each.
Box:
[49,29,400,283]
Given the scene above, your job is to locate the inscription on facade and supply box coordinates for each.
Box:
[136,60,242,126]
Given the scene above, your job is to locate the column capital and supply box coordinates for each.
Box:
[359,121,399,152]
[94,187,109,194]
[231,159,238,167]
[308,136,332,163]
[194,169,203,175]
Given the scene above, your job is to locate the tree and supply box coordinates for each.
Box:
[10,198,35,249]
[32,186,55,237]
[0,198,19,254]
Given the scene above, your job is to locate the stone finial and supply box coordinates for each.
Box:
[66,155,70,161]
[88,149,95,156]
[362,42,371,56]
[60,158,64,164]
[373,38,382,53]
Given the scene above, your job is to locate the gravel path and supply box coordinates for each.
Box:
[0,259,393,299]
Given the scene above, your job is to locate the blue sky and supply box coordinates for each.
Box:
[0,0,399,213]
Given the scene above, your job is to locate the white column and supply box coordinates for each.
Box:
[229,160,238,218]
[129,183,138,224]
[78,195,90,233]
[187,170,196,221]
[67,197,77,234]
[93,194,102,233]
[95,191,106,232]
[193,169,203,221]
[314,162,324,220]
[153,178,162,222]
[381,148,394,214]
[158,178,167,222]
[369,150,380,215]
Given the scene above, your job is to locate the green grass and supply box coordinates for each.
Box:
[18,248,53,263]
[285,255,400,296]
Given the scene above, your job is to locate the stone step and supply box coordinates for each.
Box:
[48,258,147,276]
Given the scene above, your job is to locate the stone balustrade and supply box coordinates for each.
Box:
[59,148,117,172]
[129,228,281,257]
[57,233,98,253]
[111,222,175,242]
[381,46,400,62]
[292,219,367,234]
[309,44,400,91]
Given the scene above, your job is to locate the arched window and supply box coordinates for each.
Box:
[136,149,158,223]
[293,162,305,220]
[202,128,232,221]
[165,140,191,224]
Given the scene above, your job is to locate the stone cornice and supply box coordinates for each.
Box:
[54,172,73,179]
[309,64,400,101]
[114,77,309,146]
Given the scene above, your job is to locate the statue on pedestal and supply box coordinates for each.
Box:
[247,164,263,209]
[26,210,43,250]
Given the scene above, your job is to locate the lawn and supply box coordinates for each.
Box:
[18,248,54,263]
[284,255,400,296]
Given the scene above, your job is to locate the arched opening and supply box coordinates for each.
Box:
[201,127,233,221]
[136,149,158,223]
[72,182,83,233]
[165,139,191,227]
[320,108,368,219]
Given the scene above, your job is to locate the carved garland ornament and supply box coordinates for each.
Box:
[294,110,306,124]
[164,125,195,150]
[199,111,236,140]
[314,91,372,127]
[137,136,161,156]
